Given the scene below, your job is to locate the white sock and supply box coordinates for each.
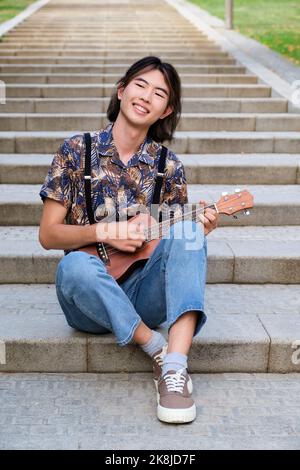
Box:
[140,330,167,357]
[162,352,188,376]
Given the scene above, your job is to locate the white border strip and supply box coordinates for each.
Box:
[0,0,50,38]
[165,0,300,111]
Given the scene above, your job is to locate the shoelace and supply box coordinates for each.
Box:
[164,368,187,393]
[153,344,168,367]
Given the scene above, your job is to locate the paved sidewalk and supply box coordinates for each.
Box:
[0,372,299,450]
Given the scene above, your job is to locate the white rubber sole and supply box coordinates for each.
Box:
[157,400,196,424]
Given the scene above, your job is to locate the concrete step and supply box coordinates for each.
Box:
[7,34,210,39]
[1,131,299,154]
[3,33,210,40]
[2,216,300,290]
[0,287,299,372]
[2,33,210,39]
[0,224,299,284]
[0,73,258,85]
[1,183,299,226]
[183,154,300,184]
[0,97,287,114]
[9,23,199,29]
[1,31,210,36]
[0,48,236,65]
[5,84,271,98]
[11,29,205,33]
[0,56,237,65]
[1,113,299,132]
[1,30,209,36]
[1,43,222,51]
[2,282,299,316]
[0,51,237,62]
[0,64,247,74]
[0,45,228,54]
[1,153,299,185]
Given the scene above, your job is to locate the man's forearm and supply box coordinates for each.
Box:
[39,222,106,250]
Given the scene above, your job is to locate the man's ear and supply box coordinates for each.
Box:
[159,104,173,120]
[117,85,125,101]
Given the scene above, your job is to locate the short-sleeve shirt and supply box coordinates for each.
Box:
[39,121,189,228]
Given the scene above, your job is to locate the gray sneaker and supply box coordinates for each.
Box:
[157,368,196,424]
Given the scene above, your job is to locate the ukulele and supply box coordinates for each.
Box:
[75,189,254,283]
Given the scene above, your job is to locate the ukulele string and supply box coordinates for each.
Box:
[99,191,249,257]
[100,202,213,257]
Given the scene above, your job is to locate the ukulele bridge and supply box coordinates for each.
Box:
[96,243,110,265]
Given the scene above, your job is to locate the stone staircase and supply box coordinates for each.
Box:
[0,0,300,374]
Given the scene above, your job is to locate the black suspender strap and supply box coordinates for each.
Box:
[151,145,168,222]
[83,132,110,265]
[83,132,94,225]
[152,145,168,204]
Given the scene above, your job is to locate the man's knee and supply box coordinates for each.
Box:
[55,251,105,289]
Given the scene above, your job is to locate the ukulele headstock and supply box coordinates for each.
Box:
[215,189,254,217]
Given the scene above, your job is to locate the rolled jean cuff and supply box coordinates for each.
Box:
[117,318,142,347]
[168,305,207,338]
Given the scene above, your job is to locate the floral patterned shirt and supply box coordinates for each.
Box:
[39,121,189,244]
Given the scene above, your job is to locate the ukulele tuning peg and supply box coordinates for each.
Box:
[234,188,241,193]
[244,210,250,216]
[221,191,228,196]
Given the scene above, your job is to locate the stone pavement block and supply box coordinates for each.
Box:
[229,240,300,283]
[206,240,234,282]
[204,284,300,315]
[275,137,300,153]
[187,132,274,153]
[87,336,153,373]
[258,314,300,372]
[182,154,300,185]
[189,315,270,372]
[0,239,60,283]
[209,225,300,241]
[0,371,300,449]
[0,313,87,372]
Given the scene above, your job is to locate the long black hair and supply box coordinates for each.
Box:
[106,56,182,143]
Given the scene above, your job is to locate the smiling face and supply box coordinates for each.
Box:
[117,67,174,129]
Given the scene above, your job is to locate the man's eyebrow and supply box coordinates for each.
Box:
[134,77,169,96]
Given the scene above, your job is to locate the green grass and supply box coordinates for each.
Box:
[0,0,37,25]
[188,0,300,66]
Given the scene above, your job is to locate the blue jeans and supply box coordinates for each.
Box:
[55,220,208,346]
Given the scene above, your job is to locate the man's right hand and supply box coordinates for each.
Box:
[95,219,147,252]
